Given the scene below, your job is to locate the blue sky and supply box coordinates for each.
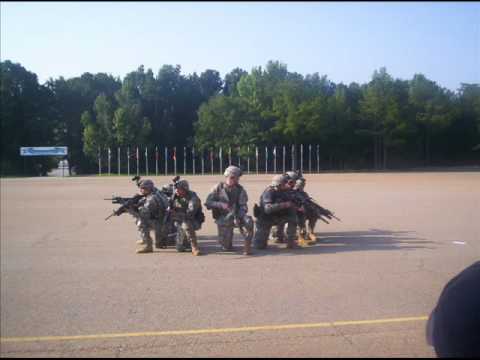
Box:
[1,1,479,92]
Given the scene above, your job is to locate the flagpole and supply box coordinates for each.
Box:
[273,146,277,173]
[184,146,187,175]
[201,149,205,175]
[118,147,121,176]
[308,144,312,173]
[228,147,231,165]
[210,149,214,175]
[283,145,286,173]
[136,146,139,176]
[192,146,196,175]
[165,146,168,176]
[145,147,148,176]
[173,147,177,176]
[317,144,320,173]
[108,147,111,176]
[291,144,295,171]
[265,146,268,174]
[255,146,259,175]
[127,147,130,176]
[219,147,223,175]
[247,145,250,174]
[300,144,303,174]
[155,146,159,175]
[238,147,241,169]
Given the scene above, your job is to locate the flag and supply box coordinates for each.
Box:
[173,147,176,161]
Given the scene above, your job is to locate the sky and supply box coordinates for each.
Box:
[1,1,479,92]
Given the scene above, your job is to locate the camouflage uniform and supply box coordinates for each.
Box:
[170,180,202,256]
[205,167,254,255]
[253,175,299,250]
[270,171,300,244]
[129,180,169,253]
[294,178,317,244]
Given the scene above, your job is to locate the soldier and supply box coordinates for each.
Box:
[169,179,202,256]
[270,171,299,244]
[253,174,301,250]
[205,165,254,255]
[155,177,183,249]
[294,177,317,246]
[129,179,169,254]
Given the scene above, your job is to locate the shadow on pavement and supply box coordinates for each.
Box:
[195,229,435,257]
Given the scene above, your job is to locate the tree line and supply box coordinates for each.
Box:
[1,59,479,176]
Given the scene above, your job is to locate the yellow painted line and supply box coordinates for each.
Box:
[0,315,428,343]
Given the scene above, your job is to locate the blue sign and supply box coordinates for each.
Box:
[20,147,68,156]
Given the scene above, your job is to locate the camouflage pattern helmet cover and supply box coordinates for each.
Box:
[176,179,190,191]
[139,179,155,190]
[285,171,304,181]
[224,165,242,178]
[271,174,289,187]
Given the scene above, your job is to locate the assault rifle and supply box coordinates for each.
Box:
[163,175,181,225]
[223,203,248,238]
[104,194,144,221]
[287,190,341,224]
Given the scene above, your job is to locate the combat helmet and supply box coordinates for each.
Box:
[175,179,190,191]
[224,165,242,178]
[139,179,155,191]
[271,174,289,187]
[285,170,304,181]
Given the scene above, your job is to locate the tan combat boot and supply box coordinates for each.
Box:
[191,237,201,256]
[243,239,253,255]
[297,232,309,247]
[306,232,317,245]
[191,246,201,256]
[136,245,153,254]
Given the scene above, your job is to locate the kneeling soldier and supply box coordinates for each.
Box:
[130,179,168,254]
[205,165,254,255]
[270,171,299,244]
[170,180,203,256]
[253,174,300,250]
[294,177,318,245]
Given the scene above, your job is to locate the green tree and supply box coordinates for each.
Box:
[359,67,408,169]
[195,95,264,151]
[223,67,247,96]
[0,60,58,175]
[408,74,456,164]
[47,72,121,173]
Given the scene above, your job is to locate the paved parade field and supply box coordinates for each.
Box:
[1,172,479,357]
